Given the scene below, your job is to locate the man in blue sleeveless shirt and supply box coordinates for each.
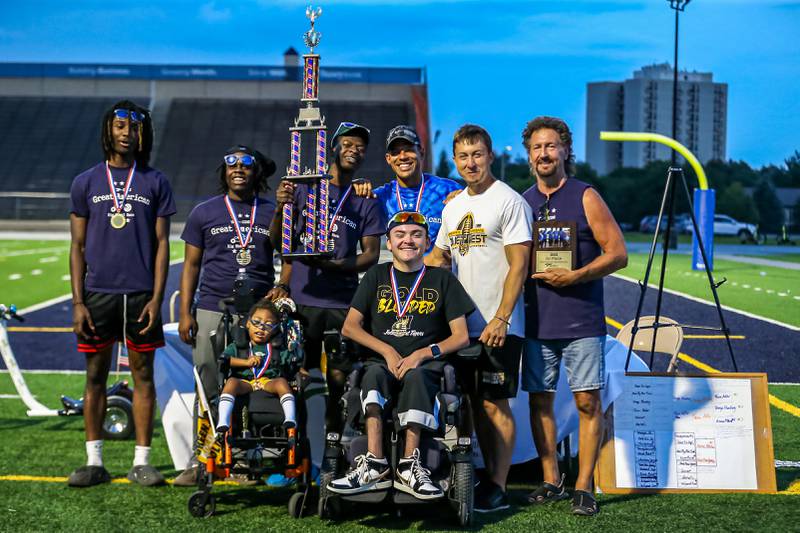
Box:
[520,117,627,517]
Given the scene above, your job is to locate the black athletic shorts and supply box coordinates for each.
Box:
[297,304,356,373]
[76,291,165,354]
[455,335,523,400]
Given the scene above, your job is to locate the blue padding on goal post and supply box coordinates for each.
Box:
[692,188,715,271]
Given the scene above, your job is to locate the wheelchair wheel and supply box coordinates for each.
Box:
[453,461,474,526]
[288,491,305,518]
[188,491,216,518]
[317,471,341,520]
[102,395,134,440]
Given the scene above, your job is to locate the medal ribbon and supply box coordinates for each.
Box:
[252,343,273,379]
[390,265,426,318]
[224,195,258,250]
[394,176,426,213]
[105,161,136,213]
[327,184,353,235]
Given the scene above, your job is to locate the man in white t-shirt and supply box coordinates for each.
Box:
[426,124,532,513]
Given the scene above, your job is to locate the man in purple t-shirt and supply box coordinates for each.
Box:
[270,122,385,435]
[173,145,287,486]
[68,100,176,488]
[520,117,627,517]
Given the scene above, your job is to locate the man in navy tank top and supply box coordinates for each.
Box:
[520,117,627,516]
[67,101,176,487]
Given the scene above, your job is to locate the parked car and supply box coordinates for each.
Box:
[638,214,692,235]
[686,214,757,242]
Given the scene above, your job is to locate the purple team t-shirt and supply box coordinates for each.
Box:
[289,182,385,308]
[181,195,277,312]
[70,162,176,294]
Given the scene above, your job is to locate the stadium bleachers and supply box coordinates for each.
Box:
[155,98,412,218]
[0,96,412,220]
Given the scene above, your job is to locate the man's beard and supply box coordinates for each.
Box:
[531,158,559,179]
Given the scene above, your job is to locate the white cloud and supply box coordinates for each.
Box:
[199,2,232,23]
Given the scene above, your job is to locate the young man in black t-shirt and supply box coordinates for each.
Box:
[327,211,473,500]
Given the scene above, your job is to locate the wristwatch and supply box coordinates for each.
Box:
[429,343,442,359]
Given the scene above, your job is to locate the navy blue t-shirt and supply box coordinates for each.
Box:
[181,195,277,312]
[289,182,386,308]
[70,162,176,294]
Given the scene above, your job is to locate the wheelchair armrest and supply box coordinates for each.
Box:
[456,340,483,360]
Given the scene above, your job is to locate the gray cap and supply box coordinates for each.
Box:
[385,125,420,150]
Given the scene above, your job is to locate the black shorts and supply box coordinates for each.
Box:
[297,304,356,372]
[76,291,165,354]
[455,335,523,400]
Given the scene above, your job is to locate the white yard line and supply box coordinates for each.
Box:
[0,246,68,257]
[611,273,800,331]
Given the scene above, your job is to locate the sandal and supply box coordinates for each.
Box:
[527,473,569,504]
[571,489,599,516]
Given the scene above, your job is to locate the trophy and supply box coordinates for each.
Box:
[532,220,578,273]
[280,5,333,258]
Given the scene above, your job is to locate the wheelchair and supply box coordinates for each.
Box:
[317,342,475,527]
[187,281,313,519]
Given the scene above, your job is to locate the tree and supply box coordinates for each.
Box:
[717,182,759,223]
[752,178,785,233]
[435,149,452,179]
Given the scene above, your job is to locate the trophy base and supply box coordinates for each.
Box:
[282,251,334,259]
[282,173,330,183]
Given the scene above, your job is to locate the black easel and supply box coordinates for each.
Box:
[623,166,738,373]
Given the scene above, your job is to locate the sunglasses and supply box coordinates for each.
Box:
[249,318,278,332]
[538,198,551,221]
[224,154,256,167]
[113,109,144,123]
[333,121,371,138]
[389,211,428,226]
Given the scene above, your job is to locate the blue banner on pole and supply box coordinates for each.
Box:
[692,188,715,271]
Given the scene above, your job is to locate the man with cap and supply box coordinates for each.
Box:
[372,125,462,253]
[270,121,385,438]
[328,211,473,499]
[173,144,286,486]
[68,100,175,487]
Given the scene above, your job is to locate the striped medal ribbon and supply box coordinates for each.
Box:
[224,195,258,264]
[252,342,273,380]
[390,265,426,318]
[327,184,353,235]
[105,161,136,213]
[394,176,426,212]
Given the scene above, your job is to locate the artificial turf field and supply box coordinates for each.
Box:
[1,238,800,530]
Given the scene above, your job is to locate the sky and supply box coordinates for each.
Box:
[1,0,798,169]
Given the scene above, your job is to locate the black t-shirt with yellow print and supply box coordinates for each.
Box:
[349,262,475,360]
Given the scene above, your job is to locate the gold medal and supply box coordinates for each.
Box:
[110,212,127,229]
[236,249,252,266]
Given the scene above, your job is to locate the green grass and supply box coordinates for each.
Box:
[620,253,800,326]
[0,240,185,310]
[0,373,798,531]
[623,232,745,245]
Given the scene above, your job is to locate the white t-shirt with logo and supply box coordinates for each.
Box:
[435,180,533,338]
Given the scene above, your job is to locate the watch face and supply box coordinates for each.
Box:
[431,344,441,357]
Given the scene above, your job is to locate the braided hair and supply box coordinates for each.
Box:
[100,100,153,167]
[217,145,277,196]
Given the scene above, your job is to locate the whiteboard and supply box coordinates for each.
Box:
[612,375,757,490]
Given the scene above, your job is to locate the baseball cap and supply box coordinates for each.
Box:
[385,125,420,150]
[386,211,429,234]
[331,122,370,146]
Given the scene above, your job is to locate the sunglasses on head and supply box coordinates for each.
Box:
[113,109,144,123]
[390,211,428,226]
[224,154,256,167]
[249,318,278,332]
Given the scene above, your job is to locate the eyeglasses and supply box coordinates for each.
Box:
[249,318,278,332]
[113,109,144,123]
[224,154,256,167]
[538,198,551,221]
[389,211,428,226]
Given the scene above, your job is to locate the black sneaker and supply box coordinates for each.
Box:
[67,465,111,487]
[394,448,443,500]
[127,465,166,487]
[327,452,391,495]
[474,481,509,513]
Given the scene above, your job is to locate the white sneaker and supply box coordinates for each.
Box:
[394,448,443,500]
[327,452,391,495]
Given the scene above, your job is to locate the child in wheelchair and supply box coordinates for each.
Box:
[325,212,474,503]
[216,298,296,436]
